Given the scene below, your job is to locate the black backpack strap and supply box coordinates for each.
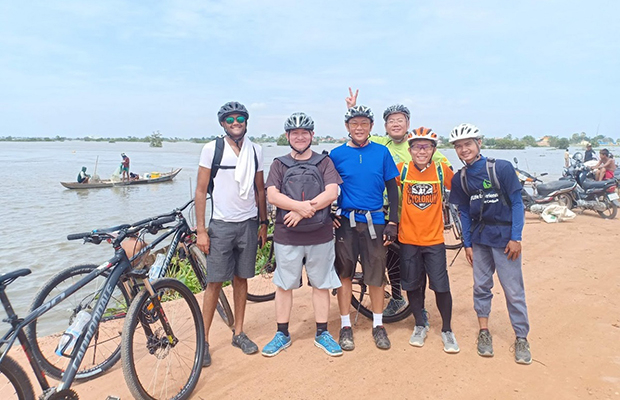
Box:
[276,153,327,169]
[208,136,225,195]
[486,158,509,206]
[459,167,470,197]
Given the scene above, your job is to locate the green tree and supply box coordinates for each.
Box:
[276,133,288,146]
[148,130,163,147]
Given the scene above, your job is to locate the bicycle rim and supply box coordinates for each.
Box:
[26,264,130,381]
[350,243,411,323]
[122,278,204,400]
[247,236,276,302]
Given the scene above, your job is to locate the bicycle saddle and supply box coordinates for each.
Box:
[0,269,31,286]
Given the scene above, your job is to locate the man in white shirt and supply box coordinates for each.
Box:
[195,101,268,367]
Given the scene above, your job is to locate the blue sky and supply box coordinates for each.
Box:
[1,0,619,139]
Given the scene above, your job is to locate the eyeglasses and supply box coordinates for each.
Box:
[410,144,433,152]
[225,116,246,124]
[288,131,311,138]
[386,118,406,125]
[348,122,371,128]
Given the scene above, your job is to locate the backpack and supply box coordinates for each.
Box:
[208,136,258,196]
[459,158,509,206]
[275,153,329,232]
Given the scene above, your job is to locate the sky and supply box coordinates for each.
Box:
[1,0,619,140]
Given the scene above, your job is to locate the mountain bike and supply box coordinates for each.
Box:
[1,213,204,399]
[26,199,232,384]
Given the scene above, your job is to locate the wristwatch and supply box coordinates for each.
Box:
[259,220,269,226]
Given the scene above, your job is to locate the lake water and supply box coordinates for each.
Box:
[0,140,571,321]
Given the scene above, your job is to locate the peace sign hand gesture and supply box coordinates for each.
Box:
[345,87,359,108]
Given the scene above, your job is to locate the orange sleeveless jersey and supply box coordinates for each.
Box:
[396,161,454,246]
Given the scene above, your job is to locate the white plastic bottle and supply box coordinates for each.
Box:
[148,253,167,281]
[55,310,91,357]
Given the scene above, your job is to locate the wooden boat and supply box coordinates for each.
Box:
[61,168,182,189]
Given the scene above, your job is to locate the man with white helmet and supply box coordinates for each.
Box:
[195,101,268,366]
[262,112,343,357]
[331,105,400,351]
[447,123,531,365]
[396,127,459,353]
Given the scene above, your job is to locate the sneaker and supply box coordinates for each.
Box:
[409,326,428,347]
[232,332,259,355]
[372,325,391,350]
[422,308,430,329]
[383,297,408,317]
[441,331,460,354]
[513,337,532,365]
[476,330,494,357]
[338,327,355,351]
[314,331,343,357]
[261,332,291,357]
[202,342,211,367]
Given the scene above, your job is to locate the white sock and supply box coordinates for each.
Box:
[340,314,351,328]
[373,313,383,328]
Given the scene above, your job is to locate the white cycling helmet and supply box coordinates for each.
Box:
[448,123,481,143]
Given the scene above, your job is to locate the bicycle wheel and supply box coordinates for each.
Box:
[122,278,204,400]
[247,235,276,302]
[26,264,130,381]
[444,203,464,250]
[0,355,35,400]
[350,243,411,323]
[189,245,234,328]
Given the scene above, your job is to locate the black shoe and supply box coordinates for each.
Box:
[372,325,391,350]
[232,332,259,355]
[202,342,211,367]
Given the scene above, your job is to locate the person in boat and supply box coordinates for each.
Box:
[121,153,130,182]
[77,167,90,184]
[129,172,140,180]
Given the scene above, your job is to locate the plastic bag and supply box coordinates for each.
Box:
[541,203,576,223]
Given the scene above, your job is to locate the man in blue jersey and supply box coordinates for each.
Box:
[330,105,400,351]
[447,123,532,365]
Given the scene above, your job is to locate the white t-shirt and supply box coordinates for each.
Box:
[199,138,264,222]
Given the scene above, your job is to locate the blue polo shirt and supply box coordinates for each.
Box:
[330,142,399,225]
[449,156,524,248]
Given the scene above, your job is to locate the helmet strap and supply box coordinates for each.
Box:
[348,133,370,148]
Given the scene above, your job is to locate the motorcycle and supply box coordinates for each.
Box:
[561,152,619,219]
[513,157,576,214]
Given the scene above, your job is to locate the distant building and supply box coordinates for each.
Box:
[536,136,551,147]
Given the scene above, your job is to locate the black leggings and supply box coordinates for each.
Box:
[407,287,452,332]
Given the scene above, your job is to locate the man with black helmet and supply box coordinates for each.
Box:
[262,112,343,357]
[195,101,268,367]
[331,105,400,351]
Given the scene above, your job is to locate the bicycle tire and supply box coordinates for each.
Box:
[247,235,276,302]
[189,246,234,328]
[26,264,131,382]
[122,278,204,400]
[0,355,35,400]
[444,203,464,250]
[350,243,412,323]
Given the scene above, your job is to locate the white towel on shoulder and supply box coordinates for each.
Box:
[234,136,256,200]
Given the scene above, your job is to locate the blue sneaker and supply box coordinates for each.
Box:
[261,332,291,357]
[314,331,343,357]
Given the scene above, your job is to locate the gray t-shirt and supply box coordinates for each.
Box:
[266,152,342,246]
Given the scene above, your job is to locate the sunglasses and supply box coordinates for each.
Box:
[410,144,433,152]
[225,116,246,124]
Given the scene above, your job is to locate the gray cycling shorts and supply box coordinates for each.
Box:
[273,240,342,291]
[205,218,258,282]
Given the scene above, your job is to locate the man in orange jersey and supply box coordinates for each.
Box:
[396,127,459,353]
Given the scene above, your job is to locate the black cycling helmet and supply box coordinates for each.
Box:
[217,101,249,122]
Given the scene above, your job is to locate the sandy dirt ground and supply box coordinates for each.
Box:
[8,212,620,400]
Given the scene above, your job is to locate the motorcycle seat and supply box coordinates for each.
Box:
[581,179,616,190]
[536,180,576,197]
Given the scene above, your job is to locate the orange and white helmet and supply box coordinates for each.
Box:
[408,126,438,146]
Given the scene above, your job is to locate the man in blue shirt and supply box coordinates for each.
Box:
[447,123,532,365]
[331,105,400,351]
